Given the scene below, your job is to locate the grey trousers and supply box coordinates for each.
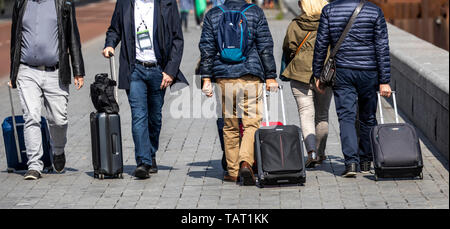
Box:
[16,64,69,172]
[290,80,332,156]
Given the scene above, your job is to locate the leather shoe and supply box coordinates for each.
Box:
[224,174,238,182]
[134,164,151,179]
[239,161,256,186]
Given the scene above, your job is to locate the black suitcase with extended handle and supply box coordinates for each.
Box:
[90,53,123,179]
[371,91,423,181]
[255,85,306,187]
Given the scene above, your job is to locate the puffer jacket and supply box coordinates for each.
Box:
[282,14,320,84]
[198,0,276,81]
[313,0,391,84]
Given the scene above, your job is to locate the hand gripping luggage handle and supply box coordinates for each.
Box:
[108,52,118,103]
[7,84,22,163]
[377,91,399,124]
[262,84,287,126]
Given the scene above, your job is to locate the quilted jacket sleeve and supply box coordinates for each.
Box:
[254,8,277,79]
[374,8,391,84]
[198,12,216,78]
[312,6,331,79]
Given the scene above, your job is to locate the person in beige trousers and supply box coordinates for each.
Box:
[282,0,332,168]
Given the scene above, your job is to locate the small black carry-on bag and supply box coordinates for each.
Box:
[2,85,53,173]
[255,85,306,187]
[90,53,124,179]
[371,91,423,181]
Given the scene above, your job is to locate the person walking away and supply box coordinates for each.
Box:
[199,0,278,185]
[103,0,188,179]
[0,0,5,15]
[313,0,392,177]
[9,0,85,180]
[179,0,194,32]
[281,0,332,168]
[194,0,207,28]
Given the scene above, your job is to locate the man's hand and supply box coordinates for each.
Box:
[74,76,84,90]
[266,78,278,92]
[202,78,213,97]
[379,84,392,97]
[102,47,115,58]
[7,81,12,88]
[160,72,174,89]
[315,78,325,94]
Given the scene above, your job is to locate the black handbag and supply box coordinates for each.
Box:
[90,73,120,114]
[319,0,366,87]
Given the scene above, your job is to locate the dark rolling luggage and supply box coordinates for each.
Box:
[90,53,123,179]
[371,91,423,181]
[2,85,53,173]
[255,85,306,187]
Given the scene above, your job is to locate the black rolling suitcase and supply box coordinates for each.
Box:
[90,53,123,179]
[255,85,306,187]
[371,91,423,181]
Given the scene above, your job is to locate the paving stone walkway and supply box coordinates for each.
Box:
[0,8,448,209]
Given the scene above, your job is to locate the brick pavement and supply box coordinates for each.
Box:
[0,9,448,209]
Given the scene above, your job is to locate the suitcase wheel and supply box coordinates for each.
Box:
[7,168,14,173]
[419,172,423,180]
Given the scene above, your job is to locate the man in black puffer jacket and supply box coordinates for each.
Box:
[313,0,392,177]
[199,0,278,185]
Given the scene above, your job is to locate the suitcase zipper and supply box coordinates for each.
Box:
[279,135,285,168]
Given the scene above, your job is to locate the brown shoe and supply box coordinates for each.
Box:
[239,161,256,186]
[224,174,238,182]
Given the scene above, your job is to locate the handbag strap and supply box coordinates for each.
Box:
[330,0,366,58]
[295,31,312,55]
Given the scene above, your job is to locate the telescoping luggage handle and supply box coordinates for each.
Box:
[108,52,118,103]
[377,91,399,124]
[262,84,287,126]
[7,83,22,163]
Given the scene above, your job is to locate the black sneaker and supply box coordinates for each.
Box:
[24,170,41,180]
[149,157,158,174]
[53,153,66,173]
[341,163,357,178]
[134,164,151,179]
[360,161,371,174]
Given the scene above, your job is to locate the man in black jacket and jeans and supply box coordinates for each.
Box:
[313,0,392,177]
[9,0,85,180]
[103,0,188,179]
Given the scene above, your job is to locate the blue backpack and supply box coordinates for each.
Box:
[217,3,255,63]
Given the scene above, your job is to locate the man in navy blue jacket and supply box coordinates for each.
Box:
[199,0,278,185]
[103,0,188,179]
[313,0,392,177]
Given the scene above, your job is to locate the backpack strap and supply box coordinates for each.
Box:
[218,5,227,13]
[240,3,255,14]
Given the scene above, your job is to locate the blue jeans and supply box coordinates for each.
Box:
[127,64,165,166]
[333,68,378,166]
